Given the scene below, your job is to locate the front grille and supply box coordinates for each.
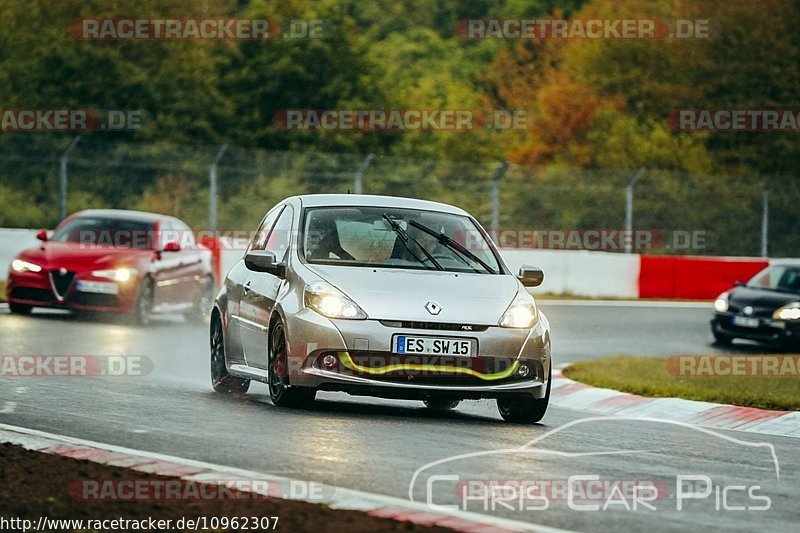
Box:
[727,305,775,318]
[379,320,489,332]
[68,292,120,308]
[10,287,53,303]
[49,270,75,299]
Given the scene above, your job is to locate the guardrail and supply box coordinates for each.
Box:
[0,228,779,300]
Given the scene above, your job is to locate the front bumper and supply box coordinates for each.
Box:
[285,308,551,400]
[6,269,137,313]
[711,313,800,344]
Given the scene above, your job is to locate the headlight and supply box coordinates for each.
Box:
[11,259,42,273]
[304,281,367,320]
[499,290,538,328]
[714,291,729,313]
[91,267,138,282]
[773,303,800,321]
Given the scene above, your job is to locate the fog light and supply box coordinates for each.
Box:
[322,354,338,368]
[518,364,530,378]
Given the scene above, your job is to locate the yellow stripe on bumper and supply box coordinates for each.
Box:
[336,351,519,381]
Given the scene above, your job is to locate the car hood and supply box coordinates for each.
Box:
[308,265,520,324]
[729,286,800,313]
[17,242,149,272]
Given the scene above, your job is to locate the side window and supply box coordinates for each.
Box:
[264,205,294,262]
[250,206,284,251]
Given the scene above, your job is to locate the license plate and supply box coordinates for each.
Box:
[733,316,759,328]
[393,335,476,357]
[76,280,118,294]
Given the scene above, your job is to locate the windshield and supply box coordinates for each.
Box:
[52,217,154,249]
[302,206,501,274]
[747,265,800,294]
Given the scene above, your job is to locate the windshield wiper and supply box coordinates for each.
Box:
[382,214,444,271]
[407,220,497,274]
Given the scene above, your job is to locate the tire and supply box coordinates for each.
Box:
[210,315,250,394]
[187,277,214,324]
[133,277,154,325]
[712,329,734,346]
[497,366,551,424]
[9,302,32,315]
[423,399,460,411]
[269,320,316,408]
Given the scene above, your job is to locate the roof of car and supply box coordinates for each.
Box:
[293,194,469,215]
[71,209,167,223]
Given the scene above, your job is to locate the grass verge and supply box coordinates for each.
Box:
[563,355,800,411]
[0,443,448,532]
[0,280,5,302]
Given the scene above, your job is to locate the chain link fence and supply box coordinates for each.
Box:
[0,134,797,257]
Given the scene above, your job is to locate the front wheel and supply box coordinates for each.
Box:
[133,277,154,325]
[210,316,250,394]
[269,321,316,408]
[9,302,32,315]
[497,367,551,424]
[187,277,214,324]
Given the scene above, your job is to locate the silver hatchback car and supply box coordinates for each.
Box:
[210,194,552,423]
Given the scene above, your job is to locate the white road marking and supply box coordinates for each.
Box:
[0,402,17,414]
[0,422,573,533]
[15,387,29,394]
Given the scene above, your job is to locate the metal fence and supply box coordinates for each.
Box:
[0,134,797,258]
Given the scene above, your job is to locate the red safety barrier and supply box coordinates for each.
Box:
[197,236,222,286]
[639,255,769,299]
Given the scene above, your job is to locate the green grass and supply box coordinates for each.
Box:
[563,355,800,411]
[0,280,5,302]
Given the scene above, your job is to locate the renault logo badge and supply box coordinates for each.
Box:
[425,301,441,315]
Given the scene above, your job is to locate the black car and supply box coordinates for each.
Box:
[711,261,800,348]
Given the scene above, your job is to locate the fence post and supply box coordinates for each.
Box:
[490,160,509,234]
[209,144,228,231]
[59,135,82,220]
[761,186,769,257]
[624,166,646,253]
[354,153,373,194]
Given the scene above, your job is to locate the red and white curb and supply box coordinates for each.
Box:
[550,364,800,438]
[0,423,571,533]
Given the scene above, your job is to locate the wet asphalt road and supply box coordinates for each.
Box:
[0,301,798,532]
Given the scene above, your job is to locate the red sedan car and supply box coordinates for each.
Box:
[6,209,215,324]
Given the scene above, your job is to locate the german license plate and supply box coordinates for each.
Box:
[75,280,118,294]
[393,335,476,357]
[733,316,759,328]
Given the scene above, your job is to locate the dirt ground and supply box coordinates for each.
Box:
[0,443,451,532]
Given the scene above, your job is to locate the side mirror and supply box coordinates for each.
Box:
[36,229,48,242]
[734,280,745,287]
[518,265,544,288]
[245,250,285,277]
[162,242,181,252]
